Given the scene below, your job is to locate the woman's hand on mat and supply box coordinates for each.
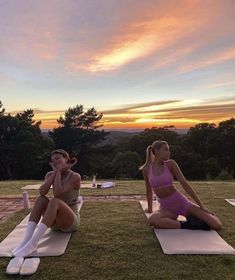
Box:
[200,205,214,215]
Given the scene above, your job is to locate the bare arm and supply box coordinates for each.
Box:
[39,171,56,196]
[53,171,81,197]
[143,167,153,213]
[169,160,204,207]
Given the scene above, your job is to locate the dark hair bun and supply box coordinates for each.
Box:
[69,157,77,164]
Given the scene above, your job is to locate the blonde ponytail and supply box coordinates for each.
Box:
[139,140,168,171]
[139,145,154,171]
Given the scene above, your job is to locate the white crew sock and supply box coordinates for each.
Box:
[14,223,48,257]
[12,221,37,254]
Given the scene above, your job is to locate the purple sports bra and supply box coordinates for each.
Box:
[148,161,174,189]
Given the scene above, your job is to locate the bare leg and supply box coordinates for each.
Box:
[12,195,50,254]
[148,209,180,229]
[186,204,222,231]
[14,198,75,257]
[41,198,74,229]
[29,195,50,223]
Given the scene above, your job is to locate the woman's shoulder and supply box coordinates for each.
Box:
[70,171,81,180]
[165,159,177,170]
[142,163,152,175]
[45,171,53,179]
[68,171,81,190]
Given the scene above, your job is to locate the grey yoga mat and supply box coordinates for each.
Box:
[139,200,235,255]
[0,202,83,257]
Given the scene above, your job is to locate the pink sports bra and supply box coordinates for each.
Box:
[148,161,174,189]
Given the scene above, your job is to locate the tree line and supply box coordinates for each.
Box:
[0,101,234,180]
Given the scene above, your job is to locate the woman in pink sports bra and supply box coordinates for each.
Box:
[140,140,222,231]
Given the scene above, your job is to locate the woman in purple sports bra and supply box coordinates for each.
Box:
[140,140,222,231]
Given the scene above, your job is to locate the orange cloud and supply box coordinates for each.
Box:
[150,44,199,70]
[178,47,235,73]
[22,96,235,130]
[65,0,209,73]
[99,96,235,129]
[85,16,199,72]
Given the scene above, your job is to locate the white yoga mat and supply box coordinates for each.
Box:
[21,184,42,190]
[21,183,108,190]
[0,202,83,257]
[97,181,115,189]
[139,200,235,255]
[225,199,235,207]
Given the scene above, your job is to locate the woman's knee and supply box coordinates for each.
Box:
[34,195,49,207]
[201,213,223,231]
[47,197,60,208]
[148,213,161,227]
[204,212,223,230]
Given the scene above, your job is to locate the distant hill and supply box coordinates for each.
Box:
[101,130,140,145]
[41,128,188,146]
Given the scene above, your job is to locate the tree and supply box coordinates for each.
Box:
[204,157,221,179]
[216,118,235,177]
[111,151,143,179]
[57,105,103,129]
[49,105,108,176]
[115,126,180,166]
[0,107,54,179]
[186,122,217,159]
[0,101,5,116]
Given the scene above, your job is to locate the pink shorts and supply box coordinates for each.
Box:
[158,190,193,216]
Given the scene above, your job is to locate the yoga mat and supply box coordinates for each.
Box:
[21,184,42,190]
[97,181,115,189]
[225,199,235,207]
[21,183,108,190]
[139,200,235,255]
[0,202,83,257]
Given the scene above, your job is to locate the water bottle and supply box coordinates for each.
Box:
[78,196,83,203]
[22,191,30,209]
[92,175,96,188]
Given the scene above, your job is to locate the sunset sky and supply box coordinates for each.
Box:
[1,0,235,131]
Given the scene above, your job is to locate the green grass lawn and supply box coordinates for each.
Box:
[0,180,146,197]
[0,179,235,198]
[0,181,235,279]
